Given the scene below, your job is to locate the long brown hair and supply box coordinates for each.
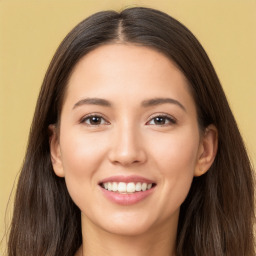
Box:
[7,7,255,256]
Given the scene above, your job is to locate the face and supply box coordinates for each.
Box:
[50,44,215,236]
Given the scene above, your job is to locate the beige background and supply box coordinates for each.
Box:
[0,0,255,253]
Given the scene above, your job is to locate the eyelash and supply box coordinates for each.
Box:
[80,114,109,126]
[146,114,177,126]
[80,114,176,127]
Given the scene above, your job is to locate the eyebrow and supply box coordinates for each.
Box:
[73,97,186,112]
[141,98,186,112]
[73,98,112,109]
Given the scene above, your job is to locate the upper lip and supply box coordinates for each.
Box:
[99,175,156,184]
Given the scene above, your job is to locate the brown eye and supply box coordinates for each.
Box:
[147,115,176,126]
[81,115,109,126]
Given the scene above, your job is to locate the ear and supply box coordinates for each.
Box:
[194,124,218,177]
[48,124,65,177]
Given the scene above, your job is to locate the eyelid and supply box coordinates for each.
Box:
[80,113,110,126]
[79,112,176,126]
[146,113,177,125]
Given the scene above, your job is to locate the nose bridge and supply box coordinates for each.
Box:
[108,117,146,166]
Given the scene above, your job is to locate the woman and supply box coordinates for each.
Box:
[7,7,255,256]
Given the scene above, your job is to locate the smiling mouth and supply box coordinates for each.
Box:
[99,182,157,194]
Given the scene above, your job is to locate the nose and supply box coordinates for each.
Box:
[108,122,147,166]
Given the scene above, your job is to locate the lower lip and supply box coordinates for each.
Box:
[100,186,156,205]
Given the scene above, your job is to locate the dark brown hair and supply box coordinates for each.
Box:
[7,7,255,256]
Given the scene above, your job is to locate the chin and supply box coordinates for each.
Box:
[102,221,152,237]
[91,211,154,237]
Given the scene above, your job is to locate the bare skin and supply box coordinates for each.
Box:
[50,44,218,256]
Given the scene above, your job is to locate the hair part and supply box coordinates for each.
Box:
[7,7,255,256]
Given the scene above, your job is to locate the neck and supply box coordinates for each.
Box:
[79,213,178,256]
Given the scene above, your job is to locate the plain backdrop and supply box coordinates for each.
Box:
[0,0,255,253]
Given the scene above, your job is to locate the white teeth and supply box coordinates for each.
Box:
[102,181,154,193]
[141,183,147,191]
[117,182,126,193]
[135,182,142,191]
[112,182,118,191]
[127,182,136,193]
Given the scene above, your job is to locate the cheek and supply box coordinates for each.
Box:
[150,127,199,172]
[148,127,199,210]
[58,129,108,206]
[60,129,107,174]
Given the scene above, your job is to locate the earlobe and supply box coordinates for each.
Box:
[194,124,218,177]
[48,124,65,177]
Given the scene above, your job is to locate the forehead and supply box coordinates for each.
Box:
[70,43,185,84]
[63,43,194,110]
